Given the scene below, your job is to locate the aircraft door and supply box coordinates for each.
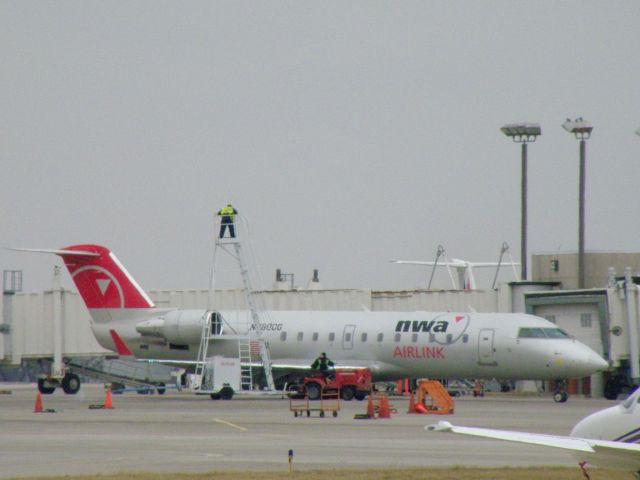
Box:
[343,325,355,350]
[478,329,497,366]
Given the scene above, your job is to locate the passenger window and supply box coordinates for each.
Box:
[312,332,319,341]
[280,331,287,341]
[329,332,335,342]
[462,334,469,343]
[412,333,418,343]
[345,333,352,342]
[377,333,384,342]
[361,332,368,342]
[297,332,303,341]
[446,334,453,344]
[394,333,401,342]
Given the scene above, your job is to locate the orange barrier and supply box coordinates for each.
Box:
[34,392,43,413]
[416,380,454,415]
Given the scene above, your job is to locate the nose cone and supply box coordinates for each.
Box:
[570,406,617,439]
[550,341,608,378]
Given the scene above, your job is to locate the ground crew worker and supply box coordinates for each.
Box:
[217,204,238,238]
[311,352,334,377]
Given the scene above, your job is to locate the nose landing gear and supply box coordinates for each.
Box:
[553,379,568,403]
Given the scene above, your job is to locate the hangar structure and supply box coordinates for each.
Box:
[2,251,640,399]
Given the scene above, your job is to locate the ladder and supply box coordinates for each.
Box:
[210,217,276,391]
[193,311,212,391]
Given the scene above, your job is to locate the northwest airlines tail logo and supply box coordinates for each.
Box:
[72,266,125,308]
[395,314,470,345]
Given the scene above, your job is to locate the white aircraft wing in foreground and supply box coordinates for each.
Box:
[427,387,640,475]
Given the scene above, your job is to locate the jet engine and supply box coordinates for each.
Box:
[135,310,207,345]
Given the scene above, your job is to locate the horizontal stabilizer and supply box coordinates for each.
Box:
[7,247,100,257]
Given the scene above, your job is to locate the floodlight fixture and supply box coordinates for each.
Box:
[562,117,593,140]
[500,123,542,143]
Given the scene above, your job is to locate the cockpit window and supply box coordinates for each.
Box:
[542,328,570,338]
[518,327,570,339]
[518,327,547,338]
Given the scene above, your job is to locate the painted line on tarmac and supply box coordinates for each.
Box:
[213,418,248,431]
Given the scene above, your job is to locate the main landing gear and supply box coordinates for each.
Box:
[37,372,81,395]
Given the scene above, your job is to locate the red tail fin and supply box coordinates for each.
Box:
[58,244,154,309]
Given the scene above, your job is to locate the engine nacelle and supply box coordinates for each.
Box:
[136,310,206,345]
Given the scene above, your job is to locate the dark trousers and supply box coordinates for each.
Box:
[219,219,235,238]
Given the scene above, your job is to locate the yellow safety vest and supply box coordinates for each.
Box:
[219,206,236,216]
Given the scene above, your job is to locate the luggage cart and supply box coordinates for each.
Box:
[289,386,340,417]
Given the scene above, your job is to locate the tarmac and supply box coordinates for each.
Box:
[0,383,616,478]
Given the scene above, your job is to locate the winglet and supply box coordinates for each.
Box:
[426,421,454,432]
[109,329,134,356]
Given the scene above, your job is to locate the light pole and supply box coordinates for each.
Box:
[562,117,593,289]
[500,123,541,281]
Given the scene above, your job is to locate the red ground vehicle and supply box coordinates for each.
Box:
[299,368,372,401]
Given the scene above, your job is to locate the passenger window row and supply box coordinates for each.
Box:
[277,331,469,344]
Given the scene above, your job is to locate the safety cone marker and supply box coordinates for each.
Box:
[378,395,391,419]
[33,392,43,413]
[366,394,376,418]
[407,390,418,414]
[103,387,114,409]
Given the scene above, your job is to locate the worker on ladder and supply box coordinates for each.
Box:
[217,203,238,238]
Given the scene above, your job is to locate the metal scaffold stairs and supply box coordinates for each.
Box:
[209,214,276,392]
[231,240,275,391]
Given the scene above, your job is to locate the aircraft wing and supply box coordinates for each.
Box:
[427,421,640,471]
[390,260,435,265]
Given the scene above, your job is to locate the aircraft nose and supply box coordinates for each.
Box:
[553,341,608,377]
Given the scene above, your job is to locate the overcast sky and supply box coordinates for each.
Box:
[2,1,640,293]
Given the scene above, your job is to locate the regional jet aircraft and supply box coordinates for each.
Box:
[428,386,640,478]
[17,244,607,398]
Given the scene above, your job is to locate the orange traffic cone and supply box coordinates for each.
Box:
[378,394,390,418]
[407,390,416,413]
[366,394,375,418]
[34,391,43,413]
[103,387,114,409]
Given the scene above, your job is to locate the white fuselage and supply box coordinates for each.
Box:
[89,308,607,382]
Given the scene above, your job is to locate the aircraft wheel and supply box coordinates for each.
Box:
[61,373,81,394]
[156,383,166,395]
[37,378,56,395]
[553,391,568,403]
[320,410,325,418]
[332,411,338,417]
[219,386,234,400]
